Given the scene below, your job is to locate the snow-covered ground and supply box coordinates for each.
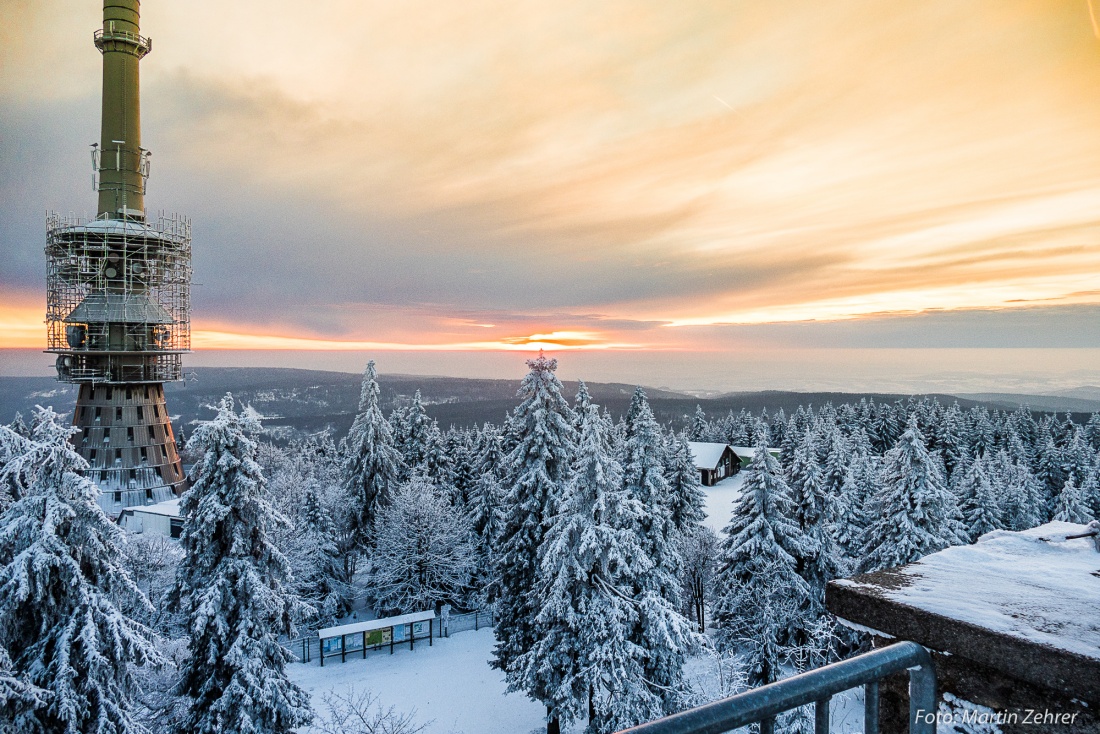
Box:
[700,473,746,535]
[290,624,873,734]
[290,627,562,734]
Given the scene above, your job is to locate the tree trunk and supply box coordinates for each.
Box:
[547,707,560,734]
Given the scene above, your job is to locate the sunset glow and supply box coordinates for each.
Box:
[3,0,1100,365]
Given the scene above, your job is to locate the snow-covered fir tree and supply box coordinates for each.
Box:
[621,388,695,713]
[713,432,811,649]
[514,403,662,734]
[342,361,405,553]
[171,395,312,734]
[0,407,162,734]
[368,475,475,614]
[466,471,505,603]
[956,457,1001,541]
[678,525,718,632]
[493,352,576,680]
[1052,477,1093,524]
[665,432,707,533]
[783,443,835,592]
[285,488,344,627]
[393,390,431,473]
[859,417,966,573]
[690,406,709,441]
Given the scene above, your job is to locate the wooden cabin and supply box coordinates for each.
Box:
[687,442,742,487]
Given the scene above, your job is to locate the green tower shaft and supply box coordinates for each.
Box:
[94,0,151,219]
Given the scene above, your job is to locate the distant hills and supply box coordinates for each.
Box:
[3,367,1099,440]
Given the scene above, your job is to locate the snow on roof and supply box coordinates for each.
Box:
[730,446,780,458]
[834,521,1100,660]
[318,610,436,640]
[687,442,734,470]
[126,498,181,517]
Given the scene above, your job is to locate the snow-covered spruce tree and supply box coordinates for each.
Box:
[171,395,311,734]
[420,420,456,492]
[784,444,837,606]
[394,390,431,474]
[514,403,662,734]
[342,361,405,555]
[368,475,475,614]
[1062,427,1095,487]
[859,417,966,573]
[678,524,719,632]
[622,388,695,714]
[285,488,344,628]
[1052,477,1093,524]
[0,406,162,734]
[493,352,576,683]
[713,432,812,649]
[690,406,709,441]
[665,431,707,533]
[956,457,1001,542]
[0,644,47,730]
[466,471,505,603]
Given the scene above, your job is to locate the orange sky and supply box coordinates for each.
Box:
[2,0,1100,356]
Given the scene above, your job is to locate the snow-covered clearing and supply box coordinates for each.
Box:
[290,625,874,734]
[290,627,561,734]
[700,473,746,534]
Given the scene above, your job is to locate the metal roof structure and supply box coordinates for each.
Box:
[318,610,437,640]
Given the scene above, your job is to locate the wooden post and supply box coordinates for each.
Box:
[320,637,325,667]
[363,631,367,659]
[475,611,479,631]
[341,635,346,663]
[430,619,433,647]
[410,624,415,651]
[390,626,395,655]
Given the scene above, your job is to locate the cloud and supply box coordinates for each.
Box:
[3,0,1100,355]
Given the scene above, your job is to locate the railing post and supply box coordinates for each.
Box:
[864,681,879,734]
[909,661,937,734]
[814,698,830,734]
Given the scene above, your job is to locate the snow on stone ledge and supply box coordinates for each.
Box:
[833,522,1100,660]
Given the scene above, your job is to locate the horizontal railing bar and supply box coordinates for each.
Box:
[618,642,934,734]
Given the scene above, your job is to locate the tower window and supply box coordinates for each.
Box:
[102,428,110,444]
[144,386,150,399]
[105,387,113,400]
[160,445,168,459]
[100,470,108,482]
[125,387,132,400]
[115,407,122,421]
[113,491,121,502]
[136,406,144,420]
[139,446,147,463]
[114,448,122,464]
[89,448,97,461]
[152,404,159,417]
[145,488,153,500]
[148,425,155,439]
[127,427,134,443]
[94,407,102,422]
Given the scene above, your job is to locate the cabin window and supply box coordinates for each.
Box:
[170,518,183,539]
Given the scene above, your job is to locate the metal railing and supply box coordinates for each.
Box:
[618,642,936,734]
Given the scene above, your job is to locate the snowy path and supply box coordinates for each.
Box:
[290,627,563,734]
[700,473,746,535]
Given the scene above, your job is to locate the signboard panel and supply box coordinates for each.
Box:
[392,623,407,642]
[345,633,363,652]
[322,637,342,656]
[411,620,429,636]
